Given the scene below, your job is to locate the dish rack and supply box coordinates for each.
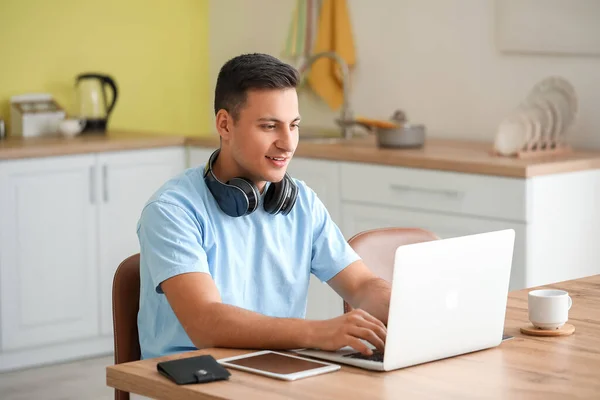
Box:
[492,134,572,159]
[492,76,577,159]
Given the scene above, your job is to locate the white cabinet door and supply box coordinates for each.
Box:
[286,157,341,227]
[97,148,185,336]
[342,203,527,291]
[286,157,344,321]
[0,155,98,350]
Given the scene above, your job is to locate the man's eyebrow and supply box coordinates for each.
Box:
[257,116,301,123]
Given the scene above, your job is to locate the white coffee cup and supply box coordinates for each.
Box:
[59,119,86,137]
[528,289,572,329]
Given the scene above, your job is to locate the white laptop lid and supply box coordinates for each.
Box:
[383,229,515,371]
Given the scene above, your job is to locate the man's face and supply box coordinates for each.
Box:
[227,88,300,185]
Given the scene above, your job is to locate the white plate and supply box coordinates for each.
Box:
[518,96,554,146]
[494,112,530,156]
[519,96,554,144]
[529,76,578,138]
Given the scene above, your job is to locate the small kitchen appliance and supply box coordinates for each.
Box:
[74,73,118,133]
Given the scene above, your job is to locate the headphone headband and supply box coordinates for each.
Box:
[203,149,297,217]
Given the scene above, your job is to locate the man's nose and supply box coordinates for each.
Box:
[276,126,296,151]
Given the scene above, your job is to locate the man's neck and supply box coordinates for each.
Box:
[212,151,266,193]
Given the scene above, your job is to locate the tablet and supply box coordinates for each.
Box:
[217,350,341,381]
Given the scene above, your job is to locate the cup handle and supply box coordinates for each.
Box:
[568,296,572,310]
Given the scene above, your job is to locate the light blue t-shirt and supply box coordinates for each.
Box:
[136,163,360,359]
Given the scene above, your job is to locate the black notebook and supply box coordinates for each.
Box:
[157,355,231,385]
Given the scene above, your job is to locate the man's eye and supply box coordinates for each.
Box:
[262,124,276,130]
[291,124,300,129]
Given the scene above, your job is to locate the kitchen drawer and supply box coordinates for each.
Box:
[340,162,528,222]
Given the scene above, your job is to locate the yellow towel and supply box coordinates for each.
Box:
[307,0,356,111]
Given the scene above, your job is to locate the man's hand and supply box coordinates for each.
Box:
[308,309,387,355]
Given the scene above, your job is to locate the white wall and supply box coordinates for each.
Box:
[209,0,600,149]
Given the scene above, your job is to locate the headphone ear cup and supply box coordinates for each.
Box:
[228,177,260,215]
[263,175,297,215]
[263,179,287,215]
[280,176,298,215]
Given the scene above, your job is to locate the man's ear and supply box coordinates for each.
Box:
[215,109,232,140]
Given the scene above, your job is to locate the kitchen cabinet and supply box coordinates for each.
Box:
[0,154,99,352]
[0,147,185,371]
[338,161,600,291]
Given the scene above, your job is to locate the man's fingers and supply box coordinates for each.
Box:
[347,336,373,356]
[349,327,385,353]
[353,317,387,344]
[356,309,387,331]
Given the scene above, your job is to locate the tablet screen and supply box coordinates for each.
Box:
[224,352,329,374]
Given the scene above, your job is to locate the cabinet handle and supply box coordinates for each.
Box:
[89,166,96,204]
[102,164,109,203]
[389,183,463,199]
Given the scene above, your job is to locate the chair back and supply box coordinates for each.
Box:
[112,253,141,400]
[344,228,439,313]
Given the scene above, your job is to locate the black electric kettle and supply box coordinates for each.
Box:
[75,73,118,133]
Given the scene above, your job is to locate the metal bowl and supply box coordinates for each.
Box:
[375,124,426,148]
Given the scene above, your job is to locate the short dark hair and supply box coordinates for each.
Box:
[214,53,299,120]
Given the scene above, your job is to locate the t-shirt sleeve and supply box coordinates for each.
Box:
[137,200,210,294]
[309,189,361,282]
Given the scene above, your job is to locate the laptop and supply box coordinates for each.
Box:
[294,229,515,372]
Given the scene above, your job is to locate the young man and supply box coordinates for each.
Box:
[136,53,391,360]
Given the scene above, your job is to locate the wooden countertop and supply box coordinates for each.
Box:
[3,130,600,178]
[106,274,600,400]
[187,135,600,178]
[0,131,186,161]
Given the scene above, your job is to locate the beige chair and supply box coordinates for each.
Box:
[112,253,141,400]
[344,227,439,313]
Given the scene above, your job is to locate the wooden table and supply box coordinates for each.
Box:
[106,275,600,399]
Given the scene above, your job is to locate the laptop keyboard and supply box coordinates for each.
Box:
[341,334,512,364]
[343,349,384,362]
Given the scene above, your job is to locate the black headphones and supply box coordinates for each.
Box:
[203,149,298,217]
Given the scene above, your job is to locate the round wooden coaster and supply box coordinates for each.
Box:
[520,323,575,337]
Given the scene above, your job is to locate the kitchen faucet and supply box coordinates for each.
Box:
[297,51,354,140]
